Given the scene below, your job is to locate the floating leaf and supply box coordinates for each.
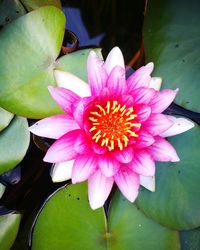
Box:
[0,107,13,132]
[136,124,200,229]
[0,213,21,250]
[144,0,200,112]
[108,191,180,250]
[32,183,107,250]
[21,0,61,11]
[0,6,65,118]
[0,0,26,27]
[180,227,200,250]
[0,116,30,175]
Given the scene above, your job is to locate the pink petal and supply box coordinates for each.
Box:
[114,169,140,202]
[54,70,91,97]
[88,169,114,210]
[104,47,125,75]
[131,87,155,105]
[134,131,155,148]
[160,115,194,137]
[87,51,108,95]
[135,104,151,122]
[29,115,79,139]
[98,155,120,177]
[149,77,162,91]
[72,96,94,128]
[128,150,155,176]
[149,88,179,113]
[99,87,111,99]
[92,142,108,154]
[51,160,74,182]
[72,155,97,183]
[127,62,154,92]
[106,66,126,95]
[140,175,155,192]
[74,132,91,154]
[43,129,80,163]
[121,95,134,107]
[114,147,134,163]
[48,86,80,113]
[148,136,180,162]
[144,114,173,136]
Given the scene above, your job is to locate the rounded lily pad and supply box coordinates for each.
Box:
[144,0,200,112]
[0,107,14,132]
[0,213,21,250]
[107,191,180,250]
[31,183,107,250]
[180,227,200,250]
[21,0,61,11]
[0,0,26,27]
[136,124,200,230]
[0,116,30,175]
[0,6,65,118]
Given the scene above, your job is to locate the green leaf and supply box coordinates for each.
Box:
[0,107,14,132]
[0,0,26,27]
[21,0,62,11]
[0,183,5,199]
[108,191,180,250]
[180,227,200,250]
[0,213,21,250]
[144,0,200,112]
[32,183,107,250]
[136,125,200,230]
[56,48,103,82]
[0,116,30,175]
[0,6,65,118]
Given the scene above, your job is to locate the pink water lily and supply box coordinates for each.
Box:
[29,47,194,209]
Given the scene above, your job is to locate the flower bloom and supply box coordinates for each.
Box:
[29,47,194,209]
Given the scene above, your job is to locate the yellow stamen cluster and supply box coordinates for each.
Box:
[89,100,140,151]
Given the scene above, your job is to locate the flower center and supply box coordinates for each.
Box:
[89,100,141,151]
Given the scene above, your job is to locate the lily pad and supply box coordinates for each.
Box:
[31,183,107,250]
[108,191,180,250]
[21,0,61,11]
[144,0,200,112]
[0,213,21,250]
[56,48,103,82]
[136,124,200,230]
[0,6,65,118]
[0,107,14,132]
[0,0,26,27]
[0,116,30,175]
[180,227,200,250]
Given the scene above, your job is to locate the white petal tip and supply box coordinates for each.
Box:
[88,50,97,57]
[54,70,90,97]
[51,161,74,183]
[161,116,195,137]
[111,46,121,54]
[149,77,162,91]
[171,156,180,162]
[140,175,155,192]
[89,202,103,210]
[104,47,125,74]
[146,62,154,71]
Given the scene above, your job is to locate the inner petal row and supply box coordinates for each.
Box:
[89,100,141,151]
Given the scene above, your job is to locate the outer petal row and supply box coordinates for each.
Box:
[43,129,80,163]
[29,114,79,139]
